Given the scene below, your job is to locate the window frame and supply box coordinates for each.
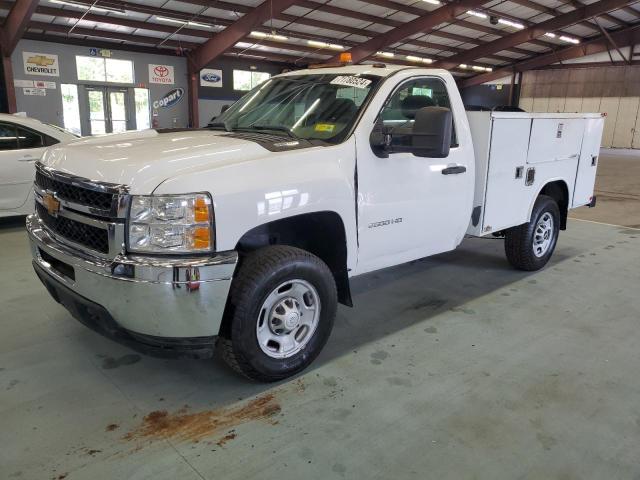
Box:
[16,126,44,149]
[0,122,57,151]
[374,75,459,149]
[75,55,135,84]
[232,69,272,92]
[0,122,19,151]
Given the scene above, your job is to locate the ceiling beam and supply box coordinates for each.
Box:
[327,0,492,64]
[172,0,544,57]
[460,23,640,87]
[565,0,631,25]
[14,1,518,65]
[357,0,562,47]
[28,21,202,50]
[23,28,302,65]
[0,0,39,55]
[191,0,298,70]
[433,0,637,69]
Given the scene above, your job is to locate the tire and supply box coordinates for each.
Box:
[217,245,337,382]
[504,195,560,271]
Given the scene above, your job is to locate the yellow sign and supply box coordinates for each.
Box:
[27,55,55,67]
[315,123,336,133]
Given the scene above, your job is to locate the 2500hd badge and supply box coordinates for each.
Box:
[368,218,403,229]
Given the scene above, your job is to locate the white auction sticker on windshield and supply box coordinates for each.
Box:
[330,76,372,89]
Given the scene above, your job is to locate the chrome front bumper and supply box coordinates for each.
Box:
[27,213,238,343]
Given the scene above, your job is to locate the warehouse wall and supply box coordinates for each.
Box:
[10,39,189,131]
[518,65,640,149]
[197,56,289,127]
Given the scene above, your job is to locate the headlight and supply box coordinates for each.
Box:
[127,193,214,254]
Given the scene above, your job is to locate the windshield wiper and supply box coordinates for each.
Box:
[248,124,298,139]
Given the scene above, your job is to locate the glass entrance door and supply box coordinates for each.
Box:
[86,87,129,135]
[109,90,127,133]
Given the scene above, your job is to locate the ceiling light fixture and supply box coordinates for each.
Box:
[559,35,580,44]
[376,51,394,58]
[307,40,343,50]
[406,55,433,64]
[49,0,125,14]
[461,64,491,72]
[156,16,213,28]
[250,31,288,41]
[498,18,524,29]
[422,0,441,4]
[467,10,488,19]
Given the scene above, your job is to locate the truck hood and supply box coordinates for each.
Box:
[40,129,272,194]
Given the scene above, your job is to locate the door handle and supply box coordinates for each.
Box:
[442,165,467,175]
[18,155,37,162]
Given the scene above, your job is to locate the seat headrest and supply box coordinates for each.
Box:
[400,95,435,119]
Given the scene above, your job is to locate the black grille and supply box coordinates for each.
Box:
[35,171,115,211]
[36,202,109,254]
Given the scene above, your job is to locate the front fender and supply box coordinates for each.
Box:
[154,137,358,271]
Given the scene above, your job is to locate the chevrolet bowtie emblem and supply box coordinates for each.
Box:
[27,55,55,67]
[42,192,60,216]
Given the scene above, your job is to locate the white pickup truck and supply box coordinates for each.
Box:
[27,65,603,381]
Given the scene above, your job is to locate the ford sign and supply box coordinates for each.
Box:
[153,88,184,109]
[201,72,221,83]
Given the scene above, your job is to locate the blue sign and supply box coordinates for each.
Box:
[89,48,98,56]
[152,88,184,109]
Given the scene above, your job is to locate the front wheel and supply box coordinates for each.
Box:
[217,246,337,382]
[504,195,560,271]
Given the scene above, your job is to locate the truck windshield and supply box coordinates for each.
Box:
[210,73,381,144]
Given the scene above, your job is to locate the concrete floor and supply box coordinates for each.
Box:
[1,151,639,480]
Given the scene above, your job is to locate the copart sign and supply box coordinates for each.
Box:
[153,88,184,109]
[149,64,175,84]
[23,52,60,77]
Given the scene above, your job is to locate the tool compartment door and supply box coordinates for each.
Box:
[527,118,585,165]
[482,118,532,233]
[573,117,604,207]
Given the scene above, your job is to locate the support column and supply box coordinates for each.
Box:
[2,55,17,113]
[188,65,199,128]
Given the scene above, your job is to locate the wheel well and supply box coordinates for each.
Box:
[539,181,569,229]
[235,211,352,307]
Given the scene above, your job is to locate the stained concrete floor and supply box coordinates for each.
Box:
[1,151,639,480]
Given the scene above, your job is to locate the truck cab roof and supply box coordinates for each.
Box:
[277,64,452,79]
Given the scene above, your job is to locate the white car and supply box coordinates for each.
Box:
[26,65,603,381]
[0,113,78,217]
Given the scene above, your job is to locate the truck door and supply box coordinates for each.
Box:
[354,76,475,274]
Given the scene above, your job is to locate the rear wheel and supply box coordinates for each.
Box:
[504,195,560,271]
[217,246,337,382]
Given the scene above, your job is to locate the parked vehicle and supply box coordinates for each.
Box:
[26,65,604,381]
[0,114,78,217]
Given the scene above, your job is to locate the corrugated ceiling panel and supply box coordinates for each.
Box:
[31,13,57,23]
[162,1,206,14]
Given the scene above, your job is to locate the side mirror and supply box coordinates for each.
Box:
[411,107,452,158]
[369,120,392,158]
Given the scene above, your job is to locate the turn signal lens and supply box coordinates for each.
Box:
[194,197,210,222]
[192,226,211,249]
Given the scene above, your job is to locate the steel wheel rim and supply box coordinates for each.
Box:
[533,212,554,258]
[256,279,321,359]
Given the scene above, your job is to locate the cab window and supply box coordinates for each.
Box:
[379,77,457,147]
[0,123,19,151]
